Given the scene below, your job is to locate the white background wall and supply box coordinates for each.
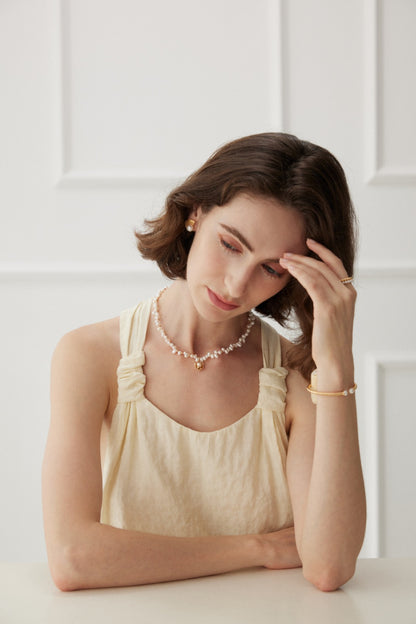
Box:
[1,0,415,562]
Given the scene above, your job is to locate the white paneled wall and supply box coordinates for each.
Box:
[369,0,416,181]
[364,353,416,557]
[1,0,415,562]
[57,0,283,186]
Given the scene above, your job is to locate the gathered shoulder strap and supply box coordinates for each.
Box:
[119,298,153,357]
[260,318,283,369]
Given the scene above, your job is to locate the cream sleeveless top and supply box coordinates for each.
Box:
[101,298,294,536]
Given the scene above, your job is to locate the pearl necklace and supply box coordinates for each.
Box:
[152,287,256,371]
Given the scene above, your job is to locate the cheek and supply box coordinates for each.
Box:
[204,236,226,268]
[186,236,222,279]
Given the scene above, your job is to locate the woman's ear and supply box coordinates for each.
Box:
[189,205,202,221]
[186,206,204,232]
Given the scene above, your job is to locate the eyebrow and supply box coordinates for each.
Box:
[219,223,253,251]
[219,223,282,264]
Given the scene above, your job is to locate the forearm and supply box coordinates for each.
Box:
[300,367,366,588]
[280,239,366,590]
[51,522,264,591]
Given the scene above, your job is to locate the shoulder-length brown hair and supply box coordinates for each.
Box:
[136,132,357,379]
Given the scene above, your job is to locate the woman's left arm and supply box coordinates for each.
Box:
[280,239,366,592]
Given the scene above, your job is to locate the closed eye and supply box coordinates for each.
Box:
[262,264,284,278]
[220,237,240,253]
[220,235,284,278]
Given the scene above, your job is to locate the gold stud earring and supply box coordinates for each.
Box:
[185,219,196,232]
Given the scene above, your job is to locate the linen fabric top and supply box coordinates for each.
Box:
[100,298,294,537]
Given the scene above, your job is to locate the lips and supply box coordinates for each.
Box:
[207,288,239,311]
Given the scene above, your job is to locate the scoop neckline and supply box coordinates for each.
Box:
[121,302,285,434]
[138,319,281,435]
[141,390,264,435]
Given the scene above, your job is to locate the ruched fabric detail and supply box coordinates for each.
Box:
[101,299,294,537]
[258,367,288,410]
[116,353,146,403]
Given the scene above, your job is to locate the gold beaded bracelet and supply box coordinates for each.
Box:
[306,383,357,398]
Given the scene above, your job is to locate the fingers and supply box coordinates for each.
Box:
[279,256,338,301]
[305,239,348,280]
[279,255,337,293]
[279,239,356,301]
[260,527,302,570]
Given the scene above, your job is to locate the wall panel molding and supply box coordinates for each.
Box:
[2,260,416,280]
[357,262,416,279]
[365,352,416,556]
[267,0,285,130]
[0,263,159,281]
[364,0,416,184]
[55,0,184,189]
[55,0,285,190]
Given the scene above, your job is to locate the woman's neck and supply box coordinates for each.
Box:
[155,280,253,356]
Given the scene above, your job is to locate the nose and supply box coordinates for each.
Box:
[224,265,253,300]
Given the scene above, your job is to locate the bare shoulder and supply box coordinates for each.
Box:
[51,317,121,418]
[54,317,120,365]
[279,334,315,432]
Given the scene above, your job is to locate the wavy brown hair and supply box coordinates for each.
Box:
[136,132,357,379]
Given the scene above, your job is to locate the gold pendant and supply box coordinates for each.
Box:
[195,361,204,371]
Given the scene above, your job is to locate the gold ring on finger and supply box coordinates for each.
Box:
[340,276,354,284]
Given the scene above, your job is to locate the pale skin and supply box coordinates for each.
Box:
[42,194,366,592]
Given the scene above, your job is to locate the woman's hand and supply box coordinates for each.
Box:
[279,239,357,383]
[258,527,302,570]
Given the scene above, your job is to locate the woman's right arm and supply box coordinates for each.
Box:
[42,327,300,591]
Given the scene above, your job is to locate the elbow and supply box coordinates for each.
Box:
[48,543,89,592]
[53,575,78,593]
[46,522,104,591]
[303,561,356,592]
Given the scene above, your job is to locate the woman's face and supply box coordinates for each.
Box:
[185,193,307,322]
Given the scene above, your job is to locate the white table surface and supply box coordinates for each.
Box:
[1,558,415,624]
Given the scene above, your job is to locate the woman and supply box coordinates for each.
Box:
[42,132,366,592]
